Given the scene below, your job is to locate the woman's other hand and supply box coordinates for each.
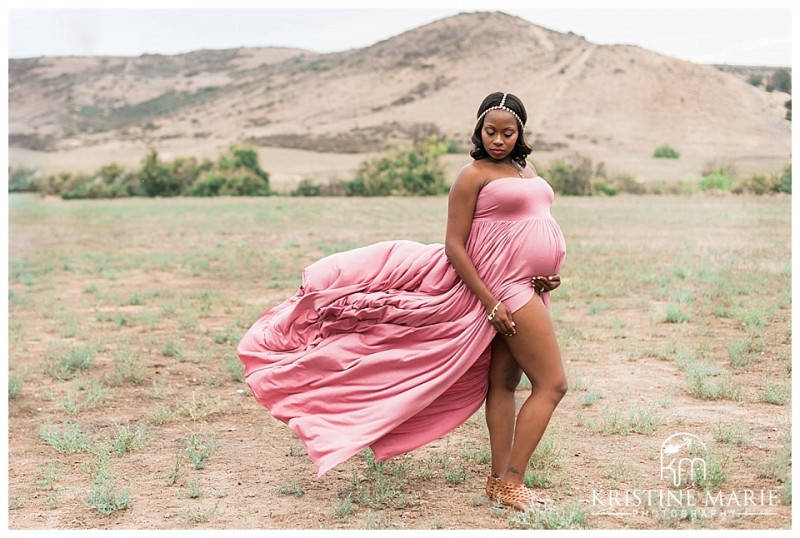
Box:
[531,274,561,294]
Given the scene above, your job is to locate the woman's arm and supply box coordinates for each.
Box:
[444,168,516,336]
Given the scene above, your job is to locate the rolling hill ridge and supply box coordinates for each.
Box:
[8,11,791,180]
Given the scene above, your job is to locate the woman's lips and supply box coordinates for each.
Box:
[490,148,505,156]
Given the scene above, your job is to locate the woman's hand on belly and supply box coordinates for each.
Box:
[531,274,561,295]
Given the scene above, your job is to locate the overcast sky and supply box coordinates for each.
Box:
[4,2,795,66]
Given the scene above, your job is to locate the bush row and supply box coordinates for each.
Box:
[11,146,272,199]
[8,145,791,199]
[544,154,791,196]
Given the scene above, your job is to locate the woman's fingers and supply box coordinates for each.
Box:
[487,302,517,336]
[531,275,561,292]
[494,309,516,336]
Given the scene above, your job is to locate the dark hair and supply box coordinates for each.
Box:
[470,92,533,167]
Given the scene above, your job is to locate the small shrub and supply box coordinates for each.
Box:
[580,391,604,407]
[701,161,736,178]
[182,501,219,524]
[770,68,791,94]
[590,179,617,196]
[9,375,22,399]
[277,481,304,497]
[664,305,690,323]
[610,173,646,194]
[225,353,245,383]
[291,179,322,196]
[111,423,149,454]
[168,156,212,194]
[38,171,72,196]
[8,165,41,193]
[445,463,468,485]
[187,479,202,499]
[58,168,131,200]
[111,350,147,385]
[343,136,449,196]
[686,371,743,402]
[759,383,790,405]
[778,163,791,194]
[748,73,763,87]
[508,503,589,529]
[219,146,270,180]
[224,170,272,196]
[694,452,728,489]
[713,421,749,445]
[332,494,356,521]
[180,393,225,421]
[188,168,270,196]
[185,433,220,469]
[733,173,774,195]
[138,149,183,197]
[548,153,593,196]
[39,423,90,454]
[645,179,687,195]
[350,450,413,509]
[187,170,226,196]
[653,145,680,159]
[699,170,733,192]
[162,339,184,358]
[44,346,95,380]
[86,471,131,516]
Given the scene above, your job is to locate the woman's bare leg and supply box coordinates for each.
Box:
[501,297,568,485]
[486,336,522,478]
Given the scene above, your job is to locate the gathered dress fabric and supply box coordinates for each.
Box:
[237,176,566,477]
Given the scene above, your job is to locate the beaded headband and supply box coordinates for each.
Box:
[476,93,524,127]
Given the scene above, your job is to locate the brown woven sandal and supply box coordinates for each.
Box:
[485,476,498,499]
[494,478,552,510]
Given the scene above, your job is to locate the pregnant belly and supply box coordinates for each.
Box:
[514,220,566,277]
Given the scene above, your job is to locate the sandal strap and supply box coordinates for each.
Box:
[485,476,498,499]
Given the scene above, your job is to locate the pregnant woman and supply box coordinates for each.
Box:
[237,92,568,511]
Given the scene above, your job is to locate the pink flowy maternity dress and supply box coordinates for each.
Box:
[237,176,566,477]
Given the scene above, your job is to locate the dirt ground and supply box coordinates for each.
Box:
[5,193,792,530]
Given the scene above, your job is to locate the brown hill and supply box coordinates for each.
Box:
[8,11,791,183]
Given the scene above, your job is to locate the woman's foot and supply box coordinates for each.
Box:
[494,478,551,510]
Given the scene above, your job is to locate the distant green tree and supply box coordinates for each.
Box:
[779,164,791,194]
[291,179,322,196]
[188,168,271,197]
[57,162,134,199]
[699,169,733,192]
[170,156,213,193]
[219,146,270,183]
[548,153,593,196]
[770,69,791,94]
[343,136,449,196]
[748,73,763,87]
[138,149,181,197]
[187,170,227,197]
[8,165,40,192]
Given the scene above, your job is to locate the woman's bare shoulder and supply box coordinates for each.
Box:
[453,161,488,191]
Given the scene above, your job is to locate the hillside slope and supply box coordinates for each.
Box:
[8,11,790,179]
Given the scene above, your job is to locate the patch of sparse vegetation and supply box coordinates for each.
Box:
[653,145,680,159]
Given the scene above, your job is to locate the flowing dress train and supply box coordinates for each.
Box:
[237,176,566,477]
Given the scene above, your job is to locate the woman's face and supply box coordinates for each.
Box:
[481,110,519,160]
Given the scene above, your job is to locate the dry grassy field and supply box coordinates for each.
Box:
[6,192,791,530]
